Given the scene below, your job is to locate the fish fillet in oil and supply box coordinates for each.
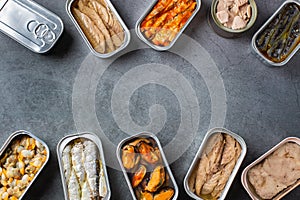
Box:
[68,169,81,200]
[99,161,107,197]
[220,134,236,166]
[89,0,124,42]
[78,1,115,52]
[195,154,209,196]
[191,133,242,199]
[83,140,99,198]
[71,142,86,185]
[62,145,72,184]
[72,8,106,53]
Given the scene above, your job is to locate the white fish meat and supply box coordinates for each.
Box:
[62,145,72,184]
[81,181,92,200]
[71,142,86,185]
[99,161,107,197]
[83,140,99,198]
[68,169,81,200]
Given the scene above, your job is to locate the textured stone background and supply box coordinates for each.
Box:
[0,0,299,199]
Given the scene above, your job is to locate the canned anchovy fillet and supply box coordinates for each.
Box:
[116,132,178,200]
[184,127,247,200]
[136,0,201,51]
[66,0,130,58]
[252,0,300,66]
[57,132,111,200]
[0,130,50,200]
[242,137,300,200]
[0,0,63,53]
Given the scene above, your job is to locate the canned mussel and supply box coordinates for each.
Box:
[136,0,201,50]
[253,0,300,66]
[0,130,49,200]
[67,0,130,58]
[117,133,178,200]
[57,133,110,200]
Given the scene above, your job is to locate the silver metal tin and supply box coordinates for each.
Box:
[183,127,247,200]
[0,130,50,200]
[116,132,179,200]
[66,0,130,58]
[135,0,201,51]
[251,0,300,66]
[241,137,300,200]
[57,132,111,200]
[0,0,63,53]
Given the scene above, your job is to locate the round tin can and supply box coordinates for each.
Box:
[208,0,257,38]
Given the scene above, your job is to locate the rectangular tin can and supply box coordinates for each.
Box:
[0,0,63,53]
[135,0,201,51]
[183,127,247,200]
[251,0,300,66]
[241,137,300,200]
[0,130,50,199]
[66,0,130,58]
[57,132,111,200]
[116,132,179,200]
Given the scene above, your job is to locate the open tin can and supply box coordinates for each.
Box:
[135,0,201,51]
[116,132,178,200]
[0,130,50,200]
[66,0,130,58]
[251,0,300,66]
[208,0,257,38]
[241,137,300,200]
[57,132,111,200]
[0,0,63,53]
[183,127,247,200]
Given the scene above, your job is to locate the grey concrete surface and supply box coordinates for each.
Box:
[0,0,299,199]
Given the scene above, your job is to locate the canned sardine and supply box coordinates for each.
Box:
[252,0,300,66]
[57,132,111,200]
[66,0,130,58]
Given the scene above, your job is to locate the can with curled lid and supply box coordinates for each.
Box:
[0,0,63,53]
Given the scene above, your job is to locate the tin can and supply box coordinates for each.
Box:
[183,127,247,200]
[241,137,300,200]
[251,0,300,66]
[135,0,201,51]
[116,132,179,200]
[66,0,130,58]
[0,0,63,53]
[57,132,111,200]
[0,130,50,200]
[208,0,257,38]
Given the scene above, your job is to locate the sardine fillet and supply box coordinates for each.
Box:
[72,8,106,53]
[62,145,72,184]
[83,140,99,197]
[71,142,86,185]
[68,169,81,200]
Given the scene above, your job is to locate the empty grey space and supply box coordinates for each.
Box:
[0,0,299,199]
